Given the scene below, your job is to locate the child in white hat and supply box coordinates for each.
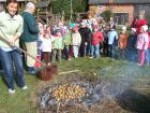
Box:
[136,25,149,66]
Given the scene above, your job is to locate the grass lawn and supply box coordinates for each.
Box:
[0,57,150,113]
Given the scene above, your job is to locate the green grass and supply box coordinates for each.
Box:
[0,57,150,113]
[0,72,39,113]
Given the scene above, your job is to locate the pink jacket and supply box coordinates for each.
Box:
[136,32,149,50]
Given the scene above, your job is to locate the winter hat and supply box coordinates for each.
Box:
[55,27,61,32]
[69,22,75,29]
[72,26,78,31]
[131,28,136,32]
[38,22,43,27]
[121,26,127,31]
[141,25,148,31]
[63,26,67,30]
[58,21,63,27]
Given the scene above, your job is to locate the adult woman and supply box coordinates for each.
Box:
[0,0,27,94]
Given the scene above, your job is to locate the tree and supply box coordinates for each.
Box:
[51,0,87,20]
[101,10,113,22]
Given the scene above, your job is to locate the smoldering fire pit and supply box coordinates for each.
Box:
[38,80,109,113]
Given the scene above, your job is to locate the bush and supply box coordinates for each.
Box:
[101,10,113,22]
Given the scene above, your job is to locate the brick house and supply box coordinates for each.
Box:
[88,0,150,25]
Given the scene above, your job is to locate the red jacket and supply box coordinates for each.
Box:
[134,19,147,33]
[91,31,103,45]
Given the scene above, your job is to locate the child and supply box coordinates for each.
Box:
[126,28,137,62]
[72,26,82,58]
[52,28,64,63]
[102,25,109,57]
[63,26,72,60]
[90,26,104,58]
[136,25,149,66]
[34,22,44,68]
[118,26,128,60]
[107,25,118,58]
[40,26,54,64]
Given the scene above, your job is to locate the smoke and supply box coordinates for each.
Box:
[98,61,150,113]
[98,61,144,96]
[38,60,150,112]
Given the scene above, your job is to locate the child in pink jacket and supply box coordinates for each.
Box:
[136,25,149,66]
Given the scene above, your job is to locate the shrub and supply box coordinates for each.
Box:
[101,10,113,22]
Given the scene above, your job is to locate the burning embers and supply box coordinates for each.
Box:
[39,80,108,113]
[51,84,86,101]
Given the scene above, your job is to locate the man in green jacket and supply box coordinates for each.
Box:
[21,2,39,74]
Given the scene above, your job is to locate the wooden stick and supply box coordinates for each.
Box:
[59,70,80,75]
[57,102,61,113]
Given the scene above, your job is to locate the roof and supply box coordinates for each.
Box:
[89,0,150,5]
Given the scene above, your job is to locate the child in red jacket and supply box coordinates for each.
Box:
[90,26,104,58]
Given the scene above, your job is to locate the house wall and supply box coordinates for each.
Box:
[89,4,134,25]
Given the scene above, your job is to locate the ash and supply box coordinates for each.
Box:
[38,78,129,113]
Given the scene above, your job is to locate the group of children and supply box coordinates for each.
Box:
[35,21,150,67]
[104,24,150,67]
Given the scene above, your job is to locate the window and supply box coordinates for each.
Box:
[114,13,129,25]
